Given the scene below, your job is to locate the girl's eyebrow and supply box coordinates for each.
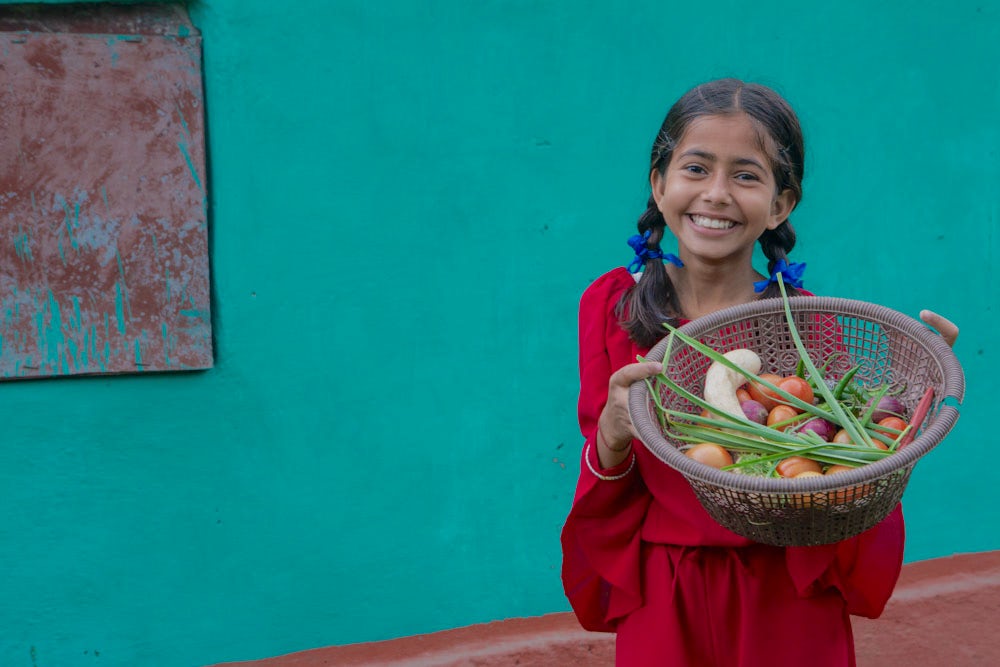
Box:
[678,149,766,171]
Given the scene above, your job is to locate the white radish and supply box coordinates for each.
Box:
[703,349,763,421]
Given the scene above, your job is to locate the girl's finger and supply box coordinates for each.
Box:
[919,310,959,348]
[611,361,664,387]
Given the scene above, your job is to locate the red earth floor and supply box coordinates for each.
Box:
[210,550,1000,666]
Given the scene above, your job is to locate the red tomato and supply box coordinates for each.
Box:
[766,405,799,430]
[824,464,856,475]
[833,429,888,450]
[832,429,853,444]
[876,416,908,432]
[736,387,752,403]
[748,373,783,411]
[684,443,733,469]
[776,456,822,478]
[777,376,814,406]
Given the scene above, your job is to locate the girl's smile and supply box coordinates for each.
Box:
[688,213,739,231]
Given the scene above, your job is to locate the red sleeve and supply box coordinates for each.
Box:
[561,270,652,631]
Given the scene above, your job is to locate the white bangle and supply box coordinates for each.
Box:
[584,443,636,481]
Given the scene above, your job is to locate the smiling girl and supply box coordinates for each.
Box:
[560,78,957,666]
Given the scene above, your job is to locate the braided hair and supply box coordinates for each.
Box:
[617,78,805,348]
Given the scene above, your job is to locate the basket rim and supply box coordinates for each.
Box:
[628,295,965,494]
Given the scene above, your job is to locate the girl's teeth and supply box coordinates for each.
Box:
[691,215,736,230]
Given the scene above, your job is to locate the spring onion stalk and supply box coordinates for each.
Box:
[776,277,875,449]
[668,421,890,466]
[720,443,883,471]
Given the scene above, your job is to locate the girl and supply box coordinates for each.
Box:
[560,78,958,666]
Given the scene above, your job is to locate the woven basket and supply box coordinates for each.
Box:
[628,296,965,547]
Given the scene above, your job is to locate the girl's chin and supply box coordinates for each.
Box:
[676,242,751,265]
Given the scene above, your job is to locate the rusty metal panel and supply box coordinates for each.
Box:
[0,5,211,378]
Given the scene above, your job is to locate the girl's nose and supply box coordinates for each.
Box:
[702,174,732,205]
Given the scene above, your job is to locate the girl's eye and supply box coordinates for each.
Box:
[735,172,760,182]
[684,164,707,175]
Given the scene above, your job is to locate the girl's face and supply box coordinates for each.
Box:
[651,113,795,266]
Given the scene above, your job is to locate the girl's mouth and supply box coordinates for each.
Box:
[689,214,738,230]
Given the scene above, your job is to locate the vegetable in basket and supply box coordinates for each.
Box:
[643,280,926,485]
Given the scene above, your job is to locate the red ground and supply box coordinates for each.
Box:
[210,550,999,666]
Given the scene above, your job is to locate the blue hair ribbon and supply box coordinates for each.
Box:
[626,229,683,273]
[753,259,806,293]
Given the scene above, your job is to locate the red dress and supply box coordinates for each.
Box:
[561,267,904,666]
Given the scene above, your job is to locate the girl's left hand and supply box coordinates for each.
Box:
[920,310,959,348]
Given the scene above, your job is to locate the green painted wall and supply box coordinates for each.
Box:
[0,1,996,665]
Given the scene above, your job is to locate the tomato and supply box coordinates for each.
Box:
[776,456,822,478]
[777,376,814,406]
[876,416,908,433]
[833,429,888,450]
[748,373,783,411]
[766,405,799,430]
[736,387,752,403]
[832,429,853,444]
[824,464,855,475]
[684,443,733,469]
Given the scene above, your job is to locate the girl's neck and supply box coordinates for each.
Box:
[666,258,765,321]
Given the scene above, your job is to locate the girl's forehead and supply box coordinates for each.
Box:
[676,113,776,161]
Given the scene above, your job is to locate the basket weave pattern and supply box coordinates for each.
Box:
[628,297,965,547]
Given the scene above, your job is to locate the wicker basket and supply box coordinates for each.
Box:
[628,296,965,547]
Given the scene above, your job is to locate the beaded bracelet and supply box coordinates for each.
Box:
[584,443,636,481]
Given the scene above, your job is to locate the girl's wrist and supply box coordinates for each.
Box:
[597,426,632,453]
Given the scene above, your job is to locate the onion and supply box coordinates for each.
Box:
[870,396,906,423]
[800,417,836,441]
[740,399,769,424]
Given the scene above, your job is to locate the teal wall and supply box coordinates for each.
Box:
[1,1,996,665]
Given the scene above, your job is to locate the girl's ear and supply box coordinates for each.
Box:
[650,168,667,209]
[767,189,797,230]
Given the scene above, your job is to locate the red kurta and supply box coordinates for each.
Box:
[561,267,904,666]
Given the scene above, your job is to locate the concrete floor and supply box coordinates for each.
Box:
[210,551,1000,667]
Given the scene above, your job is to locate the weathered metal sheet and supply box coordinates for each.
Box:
[0,6,211,378]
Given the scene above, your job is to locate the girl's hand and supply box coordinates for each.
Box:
[596,361,663,468]
[920,310,959,348]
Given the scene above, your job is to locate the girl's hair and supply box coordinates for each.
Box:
[618,78,806,348]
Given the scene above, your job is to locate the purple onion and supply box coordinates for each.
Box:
[800,417,836,441]
[870,396,906,423]
[741,400,769,424]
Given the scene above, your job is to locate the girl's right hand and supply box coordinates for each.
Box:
[596,361,664,467]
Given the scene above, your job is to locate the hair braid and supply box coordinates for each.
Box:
[756,221,802,299]
[616,197,681,348]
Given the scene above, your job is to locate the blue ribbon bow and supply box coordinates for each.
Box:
[626,229,684,273]
[753,259,807,293]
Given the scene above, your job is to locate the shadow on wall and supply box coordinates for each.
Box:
[208,551,1000,666]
